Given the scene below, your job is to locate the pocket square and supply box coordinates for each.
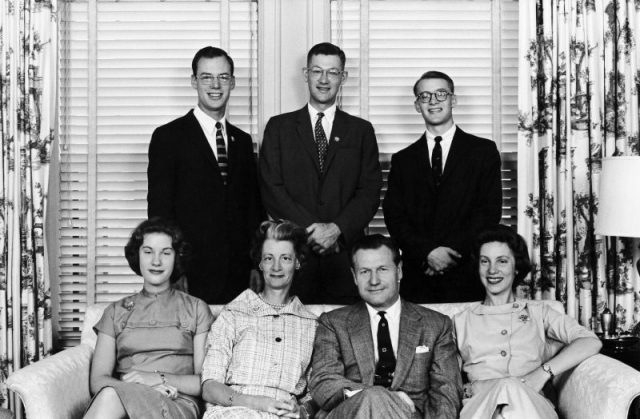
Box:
[415,345,430,353]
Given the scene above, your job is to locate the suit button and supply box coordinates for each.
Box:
[273,315,280,319]
[501,329,507,335]
[500,350,507,357]
[319,201,324,206]
[275,337,282,342]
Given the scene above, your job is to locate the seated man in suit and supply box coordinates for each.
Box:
[309,234,462,419]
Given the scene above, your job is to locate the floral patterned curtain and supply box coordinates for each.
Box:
[517,0,640,333]
[0,0,55,409]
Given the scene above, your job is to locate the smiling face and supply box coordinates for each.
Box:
[305,54,346,111]
[260,239,299,293]
[139,232,175,293]
[478,241,517,300]
[191,56,235,120]
[414,77,456,132]
[352,246,402,310]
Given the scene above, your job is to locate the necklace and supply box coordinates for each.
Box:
[258,292,290,310]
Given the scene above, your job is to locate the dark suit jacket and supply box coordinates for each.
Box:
[258,106,381,247]
[147,110,263,304]
[383,127,502,302]
[309,300,462,418]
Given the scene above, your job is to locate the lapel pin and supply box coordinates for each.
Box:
[334,136,340,142]
[231,136,235,142]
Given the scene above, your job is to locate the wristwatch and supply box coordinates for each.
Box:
[541,363,554,378]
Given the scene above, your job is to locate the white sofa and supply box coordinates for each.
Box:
[7,301,640,419]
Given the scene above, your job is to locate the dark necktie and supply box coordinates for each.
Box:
[432,135,443,186]
[315,112,328,173]
[215,122,228,184]
[374,311,396,388]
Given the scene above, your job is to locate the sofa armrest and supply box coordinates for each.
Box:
[555,354,640,419]
[6,344,94,419]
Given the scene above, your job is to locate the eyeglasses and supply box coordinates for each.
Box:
[416,89,453,103]
[197,73,234,86]
[303,66,346,81]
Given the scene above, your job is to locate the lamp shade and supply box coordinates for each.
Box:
[595,156,640,237]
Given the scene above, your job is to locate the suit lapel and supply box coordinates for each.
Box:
[391,301,422,389]
[185,110,218,168]
[440,126,465,184]
[416,134,436,193]
[323,108,349,172]
[295,107,322,174]
[347,303,376,386]
[225,121,240,181]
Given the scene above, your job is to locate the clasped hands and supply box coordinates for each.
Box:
[424,246,461,276]
[306,222,341,255]
[121,370,178,399]
[250,395,305,418]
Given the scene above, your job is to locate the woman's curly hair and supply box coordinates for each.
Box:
[471,224,531,289]
[124,217,190,283]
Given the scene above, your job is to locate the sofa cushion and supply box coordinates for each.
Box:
[81,300,564,348]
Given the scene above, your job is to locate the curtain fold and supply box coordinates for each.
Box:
[0,0,55,408]
[518,0,640,332]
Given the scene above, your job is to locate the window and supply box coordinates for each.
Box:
[330,0,519,233]
[57,0,257,348]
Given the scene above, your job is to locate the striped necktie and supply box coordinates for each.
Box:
[215,121,228,184]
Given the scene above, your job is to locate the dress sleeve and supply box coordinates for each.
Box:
[201,310,235,384]
[93,303,117,338]
[543,304,597,344]
[194,298,215,335]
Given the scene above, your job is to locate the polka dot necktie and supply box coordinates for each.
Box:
[374,311,396,387]
[315,112,328,173]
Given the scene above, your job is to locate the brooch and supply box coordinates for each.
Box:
[123,298,135,311]
[518,314,529,323]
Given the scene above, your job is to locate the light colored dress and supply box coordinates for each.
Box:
[453,300,597,419]
[92,287,214,419]
[202,289,317,419]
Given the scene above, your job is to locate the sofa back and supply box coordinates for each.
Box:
[80,300,565,349]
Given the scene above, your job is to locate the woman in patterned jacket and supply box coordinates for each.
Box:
[202,220,318,419]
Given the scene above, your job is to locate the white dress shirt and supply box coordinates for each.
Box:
[308,103,336,141]
[366,297,401,362]
[193,106,227,159]
[425,124,456,169]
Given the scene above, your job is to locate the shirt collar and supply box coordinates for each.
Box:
[225,289,317,320]
[365,297,402,323]
[308,102,337,124]
[194,105,226,133]
[426,123,456,144]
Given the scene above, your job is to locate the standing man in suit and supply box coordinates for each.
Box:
[147,46,263,304]
[259,42,382,304]
[309,234,462,419]
[383,71,502,303]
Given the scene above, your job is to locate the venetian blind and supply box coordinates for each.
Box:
[57,0,257,348]
[330,0,519,232]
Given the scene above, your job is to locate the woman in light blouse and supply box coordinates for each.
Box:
[84,218,214,419]
[202,220,318,419]
[453,224,601,419]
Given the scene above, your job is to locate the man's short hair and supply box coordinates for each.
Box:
[350,234,401,267]
[412,70,455,96]
[307,42,346,69]
[191,46,235,76]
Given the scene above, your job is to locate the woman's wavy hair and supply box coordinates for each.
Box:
[124,217,190,283]
[250,220,309,268]
[471,224,531,289]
